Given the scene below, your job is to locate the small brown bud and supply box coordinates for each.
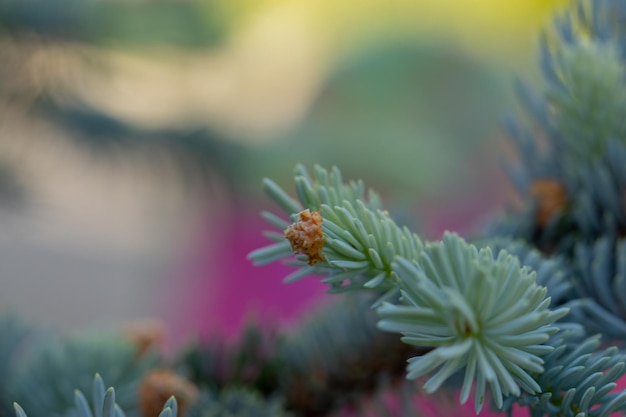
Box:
[123,319,167,358]
[529,179,568,227]
[284,209,325,265]
[139,370,199,417]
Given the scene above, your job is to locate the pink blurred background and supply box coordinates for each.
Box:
[0,1,577,415]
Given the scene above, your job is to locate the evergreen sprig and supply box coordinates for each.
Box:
[5,1,626,417]
[14,374,178,417]
[504,331,626,417]
[69,374,127,417]
[249,5,626,405]
[249,164,423,297]
[378,233,568,412]
[252,164,571,413]
[489,0,626,348]
[8,331,158,417]
[569,235,626,338]
[497,0,626,254]
[547,40,626,163]
[480,238,575,307]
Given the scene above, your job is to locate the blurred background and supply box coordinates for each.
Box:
[0,0,569,345]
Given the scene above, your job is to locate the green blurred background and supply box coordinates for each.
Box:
[0,0,569,340]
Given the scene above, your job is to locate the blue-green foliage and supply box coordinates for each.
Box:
[378,233,567,412]
[504,330,626,417]
[481,238,575,307]
[279,294,391,378]
[547,41,626,162]
[8,332,157,417]
[15,375,177,417]
[277,293,415,416]
[249,164,423,299]
[6,1,626,417]
[248,2,626,406]
[479,1,626,414]
[502,0,626,246]
[489,0,626,342]
[0,316,40,417]
[184,388,288,417]
[252,160,573,414]
[252,160,576,414]
[68,374,127,417]
[179,322,281,397]
[569,236,626,339]
[248,164,382,272]
[0,316,35,380]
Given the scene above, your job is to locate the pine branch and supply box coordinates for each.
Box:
[251,165,570,413]
[14,374,178,417]
[8,331,159,417]
[503,330,626,417]
[378,233,568,412]
[249,164,423,303]
[494,0,626,253]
